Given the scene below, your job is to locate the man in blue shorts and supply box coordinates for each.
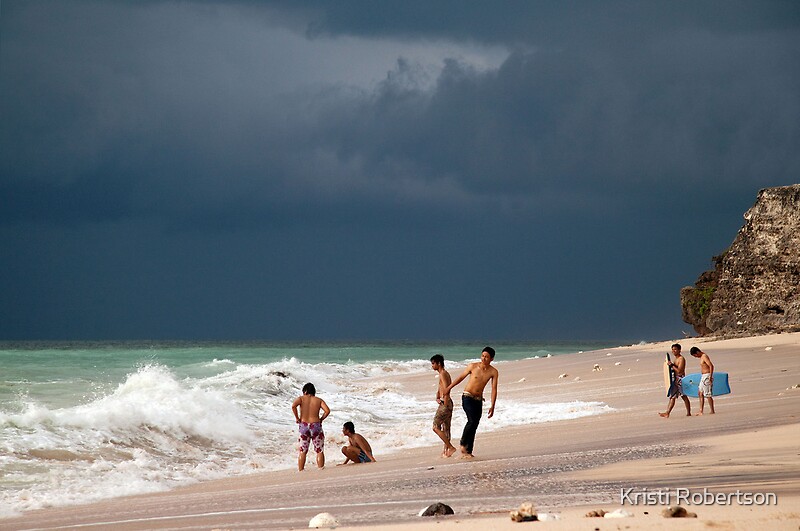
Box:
[340,421,376,464]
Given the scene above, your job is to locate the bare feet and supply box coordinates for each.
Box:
[659,412,669,418]
[460,453,474,460]
[444,446,456,458]
[696,412,704,416]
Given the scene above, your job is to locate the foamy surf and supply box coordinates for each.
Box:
[0,356,613,517]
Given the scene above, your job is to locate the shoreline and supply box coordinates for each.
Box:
[3,332,799,530]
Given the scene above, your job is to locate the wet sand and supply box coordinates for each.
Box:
[3,333,799,530]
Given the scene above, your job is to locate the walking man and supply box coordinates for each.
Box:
[444,347,499,459]
[659,344,692,418]
[430,354,456,457]
[690,346,716,415]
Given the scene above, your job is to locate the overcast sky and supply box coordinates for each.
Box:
[2,1,798,342]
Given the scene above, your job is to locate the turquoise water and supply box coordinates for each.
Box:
[0,340,616,409]
[0,340,619,517]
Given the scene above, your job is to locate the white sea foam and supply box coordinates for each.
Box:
[0,359,613,517]
[205,358,236,366]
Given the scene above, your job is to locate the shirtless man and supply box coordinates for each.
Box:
[340,422,376,464]
[690,346,715,415]
[443,346,498,459]
[659,343,692,418]
[291,382,330,471]
[430,354,456,457]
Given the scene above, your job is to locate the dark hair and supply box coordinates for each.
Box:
[430,354,444,365]
[483,346,496,359]
[343,421,355,433]
[302,383,316,396]
[672,343,682,351]
[690,347,701,355]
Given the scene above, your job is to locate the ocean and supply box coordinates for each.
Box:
[0,340,619,517]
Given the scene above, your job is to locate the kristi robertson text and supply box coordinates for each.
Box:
[620,488,778,506]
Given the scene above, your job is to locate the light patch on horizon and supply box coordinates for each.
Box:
[150,2,512,95]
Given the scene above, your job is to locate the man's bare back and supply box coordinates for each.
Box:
[437,368,452,401]
[293,394,328,423]
[348,433,373,457]
[431,355,456,457]
[698,354,713,374]
[291,383,330,471]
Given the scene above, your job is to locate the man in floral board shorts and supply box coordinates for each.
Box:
[291,382,330,471]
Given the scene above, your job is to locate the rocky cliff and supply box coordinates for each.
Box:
[681,184,800,337]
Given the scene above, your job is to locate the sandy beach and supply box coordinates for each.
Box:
[3,333,799,531]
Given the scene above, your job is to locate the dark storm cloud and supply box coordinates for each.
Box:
[292,0,800,46]
[1,1,799,340]
[294,0,800,205]
[3,1,798,231]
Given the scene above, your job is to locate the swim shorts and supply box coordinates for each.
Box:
[699,373,713,397]
[433,397,453,440]
[668,376,686,399]
[357,450,371,463]
[298,421,325,453]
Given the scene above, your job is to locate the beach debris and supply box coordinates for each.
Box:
[790,384,800,389]
[517,377,526,383]
[607,352,613,356]
[574,376,581,381]
[592,364,602,372]
[308,512,339,528]
[419,502,454,517]
[603,508,633,518]
[509,501,537,522]
[547,353,553,358]
[585,509,606,517]
[614,362,622,366]
[661,506,697,518]
[537,513,560,521]
[558,373,568,379]
[765,346,773,351]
